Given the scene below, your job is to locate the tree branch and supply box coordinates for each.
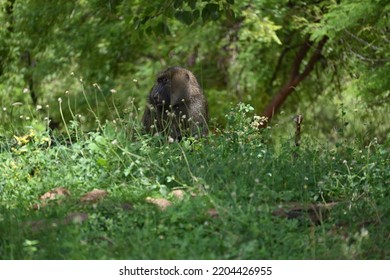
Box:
[267,34,297,92]
[290,37,311,79]
[297,36,328,82]
[267,46,290,93]
[260,36,328,125]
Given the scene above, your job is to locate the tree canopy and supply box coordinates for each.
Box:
[0,0,389,142]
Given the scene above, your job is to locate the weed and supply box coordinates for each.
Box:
[0,97,389,259]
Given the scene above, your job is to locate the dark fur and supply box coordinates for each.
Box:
[142,67,208,139]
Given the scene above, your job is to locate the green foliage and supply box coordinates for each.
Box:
[1,0,388,142]
[0,0,389,260]
[0,105,389,259]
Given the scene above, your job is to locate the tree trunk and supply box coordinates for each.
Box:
[260,36,328,126]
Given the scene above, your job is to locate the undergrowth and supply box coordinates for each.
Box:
[0,101,389,260]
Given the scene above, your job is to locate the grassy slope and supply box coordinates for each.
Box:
[0,109,389,260]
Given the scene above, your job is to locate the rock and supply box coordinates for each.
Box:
[33,187,71,209]
[80,189,108,203]
[145,197,172,211]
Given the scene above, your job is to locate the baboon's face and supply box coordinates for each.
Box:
[149,68,190,107]
[150,75,171,106]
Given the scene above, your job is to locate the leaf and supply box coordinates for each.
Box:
[187,0,197,10]
[144,6,156,16]
[154,21,171,35]
[94,135,107,145]
[175,11,194,25]
[159,184,169,196]
[133,16,141,29]
[174,0,183,9]
[271,33,282,45]
[193,9,200,20]
[88,143,100,153]
[145,26,153,35]
[202,3,220,22]
[96,157,108,167]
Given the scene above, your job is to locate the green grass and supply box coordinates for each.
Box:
[0,104,389,259]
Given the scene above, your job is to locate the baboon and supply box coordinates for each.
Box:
[142,66,208,140]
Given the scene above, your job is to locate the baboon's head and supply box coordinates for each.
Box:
[149,66,196,108]
[143,66,208,139]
